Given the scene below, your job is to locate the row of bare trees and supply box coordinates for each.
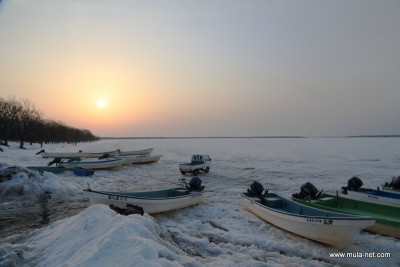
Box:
[0,97,99,148]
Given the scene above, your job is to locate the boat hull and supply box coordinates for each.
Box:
[83,188,203,214]
[117,148,153,156]
[119,154,162,165]
[293,193,400,238]
[58,159,124,170]
[340,190,400,207]
[241,193,375,247]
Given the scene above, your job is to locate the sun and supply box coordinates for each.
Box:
[97,99,106,109]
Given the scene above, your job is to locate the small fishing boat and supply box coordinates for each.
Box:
[36,149,120,159]
[118,154,162,165]
[83,177,205,214]
[72,167,94,176]
[27,166,66,174]
[36,149,90,159]
[292,182,400,238]
[117,148,153,156]
[81,150,120,158]
[242,182,375,248]
[57,158,124,170]
[340,176,400,207]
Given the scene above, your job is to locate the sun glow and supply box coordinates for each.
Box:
[97,99,106,109]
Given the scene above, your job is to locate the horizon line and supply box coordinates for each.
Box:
[100,135,400,140]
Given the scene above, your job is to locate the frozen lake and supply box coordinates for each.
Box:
[1,137,399,266]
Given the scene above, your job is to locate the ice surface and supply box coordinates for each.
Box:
[0,138,399,266]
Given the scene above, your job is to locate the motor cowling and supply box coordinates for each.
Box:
[386,175,400,189]
[247,181,264,198]
[292,182,320,199]
[347,177,363,191]
[186,177,205,191]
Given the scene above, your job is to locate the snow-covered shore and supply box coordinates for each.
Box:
[1,138,399,266]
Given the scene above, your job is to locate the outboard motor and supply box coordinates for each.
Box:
[292,182,321,199]
[186,177,205,191]
[36,149,45,155]
[99,153,110,159]
[347,177,363,191]
[48,157,62,166]
[385,175,400,190]
[247,181,265,198]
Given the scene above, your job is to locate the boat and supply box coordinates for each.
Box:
[339,176,400,207]
[27,166,66,174]
[292,182,400,238]
[81,150,120,158]
[118,154,162,165]
[36,149,90,159]
[56,158,124,170]
[83,177,205,214]
[36,149,120,159]
[72,167,94,176]
[241,182,375,248]
[117,148,153,156]
[340,188,400,207]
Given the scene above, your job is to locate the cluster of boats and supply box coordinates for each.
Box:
[29,148,161,175]
[243,177,400,248]
[28,148,400,248]
[81,171,400,248]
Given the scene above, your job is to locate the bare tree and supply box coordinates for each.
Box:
[15,98,43,149]
[0,97,21,146]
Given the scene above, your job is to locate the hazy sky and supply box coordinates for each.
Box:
[1,0,399,137]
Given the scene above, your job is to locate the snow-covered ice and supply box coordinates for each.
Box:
[1,138,399,266]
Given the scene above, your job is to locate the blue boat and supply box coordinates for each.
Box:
[340,177,400,207]
[73,167,94,176]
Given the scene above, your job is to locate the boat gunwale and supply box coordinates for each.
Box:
[84,188,204,201]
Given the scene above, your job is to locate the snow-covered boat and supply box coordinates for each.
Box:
[57,158,124,170]
[118,154,162,165]
[242,182,375,248]
[83,177,205,214]
[117,148,153,156]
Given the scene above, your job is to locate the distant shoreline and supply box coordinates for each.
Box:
[101,135,400,140]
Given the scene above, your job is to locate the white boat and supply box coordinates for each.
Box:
[83,178,205,214]
[339,189,400,207]
[37,150,90,159]
[118,154,162,165]
[36,149,120,159]
[242,183,375,248]
[82,150,120,158]
[57,158,124,170]
[117,148,153,156]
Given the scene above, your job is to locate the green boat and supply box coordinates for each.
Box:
[293,192,400,238]
[27,166,66,174]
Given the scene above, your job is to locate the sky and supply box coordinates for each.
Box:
[0,0,399,137]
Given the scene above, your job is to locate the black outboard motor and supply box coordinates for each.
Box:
[48,157,62,166]
[247,181,265,198]
[347,176,363,191]
[292,182,321,199]
[186,177,205,191]
[384,175,400,190]
[36,149,45,155]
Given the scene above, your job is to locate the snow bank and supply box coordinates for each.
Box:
[0,164,77,201]
[25,205,202,267]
